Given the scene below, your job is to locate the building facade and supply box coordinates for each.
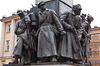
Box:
[0,15,19,65]
[89,27,100,66]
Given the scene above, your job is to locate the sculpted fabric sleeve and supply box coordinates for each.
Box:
[50,10,64,32]
[60,13,73,30]
[14,21,19,35]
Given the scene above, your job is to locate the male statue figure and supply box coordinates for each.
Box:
[10,10,32,64]
[37,1,66,62]
[59,4,83,63]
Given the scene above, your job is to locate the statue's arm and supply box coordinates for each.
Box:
[60,13,73,30]
[14,21,19,35]
[14,20,25,35]
[51,10,64,32]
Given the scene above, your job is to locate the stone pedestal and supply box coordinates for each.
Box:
[34,0,72,16]
[45,0,72,16]
[35,0,73,7]
[3,62,86,66]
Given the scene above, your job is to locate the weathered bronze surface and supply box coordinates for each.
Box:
[7,0,93,66]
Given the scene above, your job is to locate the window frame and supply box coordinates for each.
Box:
[6,24,11,33]
[5,40,10,52]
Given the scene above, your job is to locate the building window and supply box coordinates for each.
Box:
[90,48,92,56]
[5,40,10,52]
[6,24,11,32]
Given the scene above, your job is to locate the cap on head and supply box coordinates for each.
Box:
[87,14,94,22]
[38,1,45,8]
[72,4,82,11]
[17,9,23,14]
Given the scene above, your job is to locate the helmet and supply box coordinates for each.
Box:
[38,1,45,8]
[17,9,23,14]
[72,4,82,11]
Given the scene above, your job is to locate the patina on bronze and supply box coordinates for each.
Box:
[81,14,94,65]
[59,4,83,63]
[7,1,94,66]
[9,9,37,64]
[37,1,66,62]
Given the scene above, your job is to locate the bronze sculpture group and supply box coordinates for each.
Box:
[10,1,94,65]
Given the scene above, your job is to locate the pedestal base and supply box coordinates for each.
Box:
[3,62,86,66]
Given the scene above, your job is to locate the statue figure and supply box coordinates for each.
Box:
[59,4,83,63]
[10,10,36,64]
[23,10,38,63]
[81,14,94,65]
[81,13,86,23]
[37,1,66,62]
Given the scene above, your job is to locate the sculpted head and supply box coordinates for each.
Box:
[72,4,82,15]
[17,9,24,18]
[38,1,46,10]
[87,14,94,24]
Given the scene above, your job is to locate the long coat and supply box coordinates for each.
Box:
[13,15,31,56]
[59,12,82,60]
[37,9,64,58]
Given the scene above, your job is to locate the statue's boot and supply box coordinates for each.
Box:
[73,59,83,64]
[50,56,57,62]
[65,58,73,63]
[24,61,31,65]
[9,55,19,64]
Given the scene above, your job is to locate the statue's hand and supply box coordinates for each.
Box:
[60,30,66,35]
[17,29,25,34]
[32,22,36,26]
[86,34,91,38]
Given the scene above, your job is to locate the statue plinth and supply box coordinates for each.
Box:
[3,62,86,66]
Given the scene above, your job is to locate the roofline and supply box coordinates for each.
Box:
[0,15,19,22]
[0,15,17,21]
[91,27,100,29]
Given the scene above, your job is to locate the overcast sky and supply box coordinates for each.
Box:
[0,0,99,37]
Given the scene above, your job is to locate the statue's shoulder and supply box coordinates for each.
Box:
[16,20,22,25]
[46,9,55,13]
[60,12,71,18]
[17,20,21,23]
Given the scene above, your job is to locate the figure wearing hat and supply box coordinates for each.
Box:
[37,1,66,62]
[10,9,32,64]
[59,4,83,63]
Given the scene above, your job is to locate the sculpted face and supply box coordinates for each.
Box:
[74,9,81,15]
[73,4,82,15]
[39,4,46,10]
[38,1,46,11]
[81,14,86,20]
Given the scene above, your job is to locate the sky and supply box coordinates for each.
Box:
[74,0,100,28]
[0,0,99,37]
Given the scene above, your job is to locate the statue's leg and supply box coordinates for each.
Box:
[27,50,31,64]
[9,37,23,64]
[49,56,57,62]
[9,55,19,64]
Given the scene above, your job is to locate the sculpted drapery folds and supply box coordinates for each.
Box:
[9,1,94,65]
[37,1,66,62]
[81,14,94,64]
[11,10,37,64]
[59,4,83,63]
